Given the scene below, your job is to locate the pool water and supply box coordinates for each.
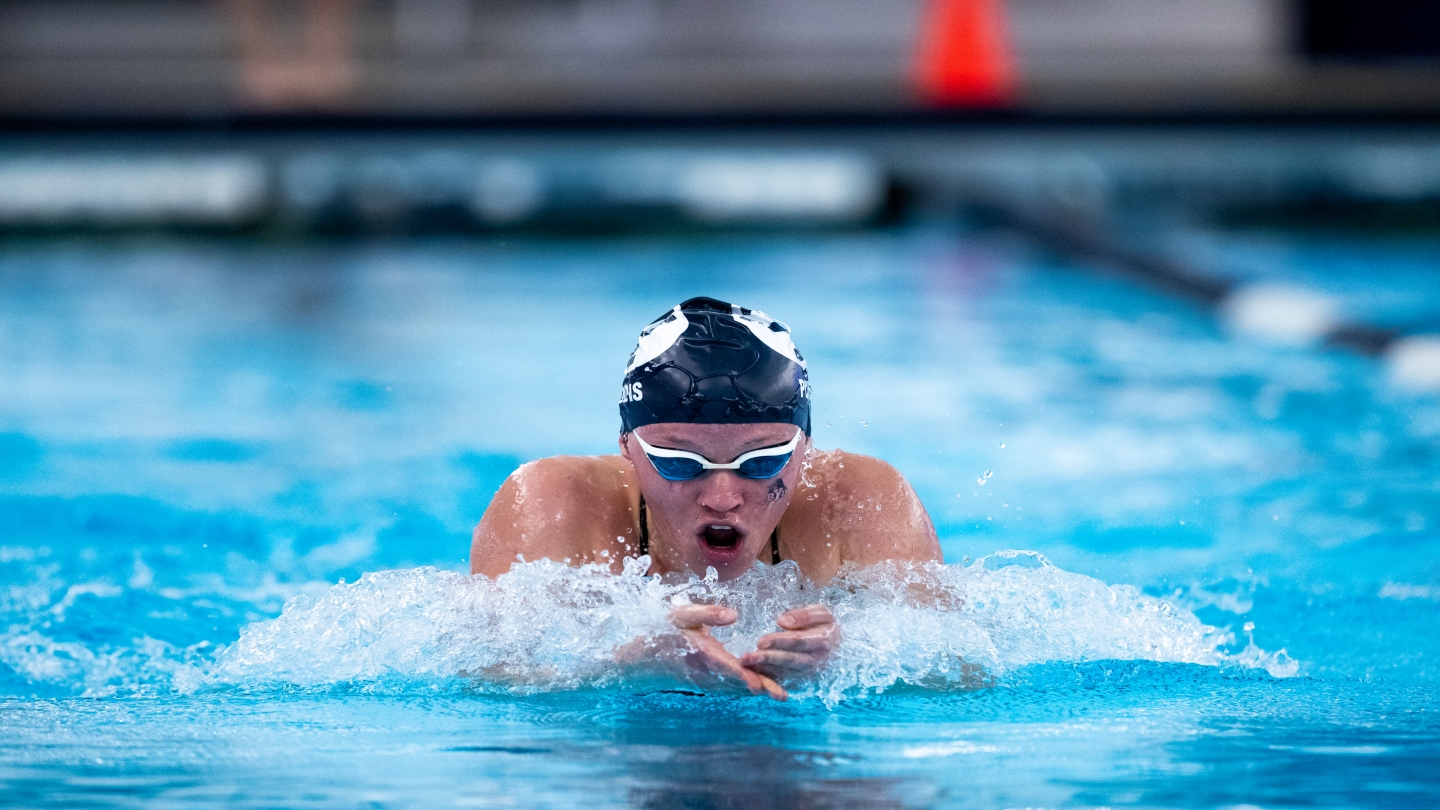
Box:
[1,225,1438,807]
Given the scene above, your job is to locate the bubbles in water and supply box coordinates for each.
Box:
[977,469,993,486]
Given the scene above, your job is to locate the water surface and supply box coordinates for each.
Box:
[1,226,1437,807]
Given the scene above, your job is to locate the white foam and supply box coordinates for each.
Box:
[0,631,212,698]
[0,552,1294,700]
[213,558,676,690]
[208,551,1283,702]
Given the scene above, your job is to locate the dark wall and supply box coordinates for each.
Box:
[1303,0,1440,60]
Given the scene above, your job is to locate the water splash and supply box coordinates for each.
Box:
[214,557,676,692]
[0,631,212,698]
[210,551,1276,702]
[1,552,1294,702]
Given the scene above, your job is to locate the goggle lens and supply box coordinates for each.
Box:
[649,456,707,481]
[736,453,792,479]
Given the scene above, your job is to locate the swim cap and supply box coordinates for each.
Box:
[620,297,811,435]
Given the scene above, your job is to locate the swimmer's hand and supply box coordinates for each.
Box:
[740,604,839,682]
[617,605,787,701]
[671,605,788,701]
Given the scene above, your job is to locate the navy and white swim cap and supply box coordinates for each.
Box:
[620,297,811,435]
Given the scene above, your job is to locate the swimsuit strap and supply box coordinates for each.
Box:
[638,495,649,556]
[637,495,781,565]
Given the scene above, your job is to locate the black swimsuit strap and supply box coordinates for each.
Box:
[638,495,648,556]
[637,495,780,564]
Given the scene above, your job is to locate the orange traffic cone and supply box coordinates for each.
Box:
[913,0,1016,107]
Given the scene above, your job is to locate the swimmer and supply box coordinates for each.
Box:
[471,297,942,700]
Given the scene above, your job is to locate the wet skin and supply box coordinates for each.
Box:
[471,423,943,700]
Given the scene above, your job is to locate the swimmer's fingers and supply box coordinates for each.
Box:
[681,629,787,702]
[742,620,840,679]
[670,604,738,629]
[776,604,835,631]
[615,605,733,664]
[617,608,786,701]
[753,672,788,701]
[739,649,819,681]
[761,616,840,653]
[756,629,835,654]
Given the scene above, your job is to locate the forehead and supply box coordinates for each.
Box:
[635,422,797,451]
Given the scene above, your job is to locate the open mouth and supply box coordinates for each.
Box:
[701,524,741,549]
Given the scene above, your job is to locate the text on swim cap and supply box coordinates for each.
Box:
[620,381,643,403]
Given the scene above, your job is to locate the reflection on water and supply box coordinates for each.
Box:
[626,746,913,810]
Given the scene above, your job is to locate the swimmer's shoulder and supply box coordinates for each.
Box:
[797,448,908,506]
[510,453,632,495]
[471,454,638,577]
[783,449,941,574]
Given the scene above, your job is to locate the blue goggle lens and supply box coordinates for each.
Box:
[649,455,706,481]
[736,453,792,479]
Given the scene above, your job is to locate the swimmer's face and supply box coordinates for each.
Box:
[620,422,809,581]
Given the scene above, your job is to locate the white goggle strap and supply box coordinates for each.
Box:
[632,427,802,471]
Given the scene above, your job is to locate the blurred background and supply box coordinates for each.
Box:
[4,0,1440,234]
[2,0,1439,644]
[3,0,1440,237]
[2,0,1440,118]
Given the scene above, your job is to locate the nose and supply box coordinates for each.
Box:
[695,472,744,514]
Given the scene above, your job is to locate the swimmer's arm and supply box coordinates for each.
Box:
[470,456,629,578]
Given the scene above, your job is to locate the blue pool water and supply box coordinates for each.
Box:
[1,225,1438,807]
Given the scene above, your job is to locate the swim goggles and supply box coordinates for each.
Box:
[631,427,803,481]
